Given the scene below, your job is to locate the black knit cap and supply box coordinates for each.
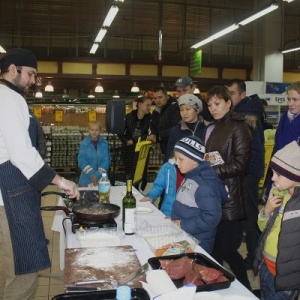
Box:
[0,48,37,71]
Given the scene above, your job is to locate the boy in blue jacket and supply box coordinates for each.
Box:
[140,157,177,217]
[171,136,227,254]
[78,122,110,186]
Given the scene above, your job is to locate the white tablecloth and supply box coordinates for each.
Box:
[51,186,258,299]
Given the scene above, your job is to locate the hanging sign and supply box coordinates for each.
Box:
[189,50,202,76]
[55,110,64,122]
[88,110,97,122]
[33,106,42,119]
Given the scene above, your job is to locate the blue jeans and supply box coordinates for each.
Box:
[260,260,299,300]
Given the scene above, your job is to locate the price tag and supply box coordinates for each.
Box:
[33,106,42,119]
[55,110,64,122]
[88,110,97,122]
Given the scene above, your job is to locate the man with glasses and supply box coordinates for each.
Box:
[0,48,79,299]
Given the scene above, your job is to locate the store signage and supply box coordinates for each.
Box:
[55,110,64,122]
[189,50,202,76]
[33,106,42,119]
[89,110,97,122]
[274,96,286,104]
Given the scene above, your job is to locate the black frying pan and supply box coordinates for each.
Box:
[40,191,120,222]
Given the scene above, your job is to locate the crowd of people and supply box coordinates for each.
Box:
[1,47,300,300]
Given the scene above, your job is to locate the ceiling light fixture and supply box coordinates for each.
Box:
[88,90,95,98]
[238,3,278,26]
[0,45,6,53]
[281,46,300,53]
[45,81,54,92]
[283,0,294,3]
[95,28,107,43]
[103,6,119,27]
[131,82,140,93]
[90,2,124,54]
[194,86,200,94]
[191,2,279,50]
[113,90,120,98]
[35,89,43,98]
[191,24,239,49]
[90,43,99,54]
[95,82,104,93]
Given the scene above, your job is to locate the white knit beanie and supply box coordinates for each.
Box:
[270,141,300,182]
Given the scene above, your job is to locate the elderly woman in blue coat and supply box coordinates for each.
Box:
[78,122,111,186]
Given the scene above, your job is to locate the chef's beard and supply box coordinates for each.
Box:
[12,74,30,96]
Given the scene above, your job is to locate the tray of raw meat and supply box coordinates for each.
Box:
[148,252,235,292]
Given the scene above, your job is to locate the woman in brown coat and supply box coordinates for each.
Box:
[204,85,253,290]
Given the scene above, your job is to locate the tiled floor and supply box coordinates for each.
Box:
[35,184,261,299]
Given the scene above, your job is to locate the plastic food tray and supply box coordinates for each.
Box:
[148,252,235,292]
[76,228,125,247]
[51,288,149,300]
[135,223,198,255]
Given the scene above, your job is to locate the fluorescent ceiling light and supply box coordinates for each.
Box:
[283,0,294,2]
[90,43,99,54]
[281,46,300,53]
[103,6,119,27]
[191,24,239,49]
[0,45,6,53]
[239,3,278,26]
[95,28,107,43]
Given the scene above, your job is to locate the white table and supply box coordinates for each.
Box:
[51,186,258,299]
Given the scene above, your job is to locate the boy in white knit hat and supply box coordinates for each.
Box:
[253,141,300,300]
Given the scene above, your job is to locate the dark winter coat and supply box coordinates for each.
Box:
[234,94,265,179]
[172,161,228,254]
[119,109,152,145]
[205,110,252,221]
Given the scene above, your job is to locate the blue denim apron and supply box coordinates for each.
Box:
[0,116,50,275]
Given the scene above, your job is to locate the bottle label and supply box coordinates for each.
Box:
[124,208,136,234]
[98,182,110,193]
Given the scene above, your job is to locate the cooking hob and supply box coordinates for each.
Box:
[71,216,117,234]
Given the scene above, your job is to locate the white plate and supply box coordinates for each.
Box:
[194,292,223,300]
[136,207,154,214]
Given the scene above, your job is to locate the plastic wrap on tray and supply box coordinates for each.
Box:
[135,222,198,256]
[148,253,235,292]
[76,228,125,247]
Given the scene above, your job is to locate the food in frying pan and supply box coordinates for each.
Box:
[76,207,115,215]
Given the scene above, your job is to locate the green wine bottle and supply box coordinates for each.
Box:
[122,180,136,235]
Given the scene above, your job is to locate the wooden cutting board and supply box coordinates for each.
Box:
[64,245,145,289]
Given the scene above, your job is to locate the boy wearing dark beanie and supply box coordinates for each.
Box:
[171,136,228,254]
[254,141,300,299]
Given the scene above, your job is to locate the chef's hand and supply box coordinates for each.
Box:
[58,177,79,199]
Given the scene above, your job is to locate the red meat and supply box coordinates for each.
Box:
[164,256,193,280]
[159,259,172,270]
[216,275,229,283]
[183,270,205,286]
[193,263,223,284]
